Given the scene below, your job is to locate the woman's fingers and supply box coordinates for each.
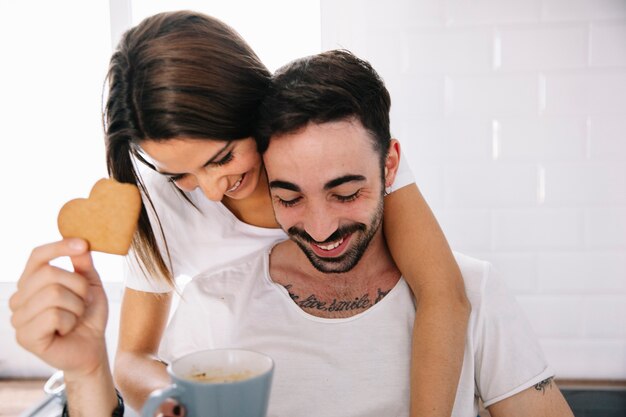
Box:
[11,282,86,329]
[70,250,102,287]
[14,307,78,354]
[19,239,88,285]
[158,398,186,417]
[9,264,90,312]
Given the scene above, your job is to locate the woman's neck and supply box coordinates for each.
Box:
[221,168,279,229]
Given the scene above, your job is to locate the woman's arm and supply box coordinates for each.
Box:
[113,288,172,411]
[383,183,470,417]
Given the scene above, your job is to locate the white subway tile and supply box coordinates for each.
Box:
[537,252,626,292]
[448,74,539,116]
[498,117,587,161]
[543,72,626,115]
[585,208,626,248]
[541,339,626,379]
[543,162,626,205]
[438,209,492,251]
[444,118,493,161]
[591,22,626,67]
[493,208,584,250]
[517,295,585,337]
[411,162,445,210]
[589,116,626,161]
[481,252,538,293]
[499,25,589,70]
[405,117,493,162]
[407,28,493,73]
[541,0,626,21]
[394,119,443,163]
[583,296,626,338]
[387,75,446,117]
[321,0,446,31]
[444,163,538,208]
[446,0,541,24]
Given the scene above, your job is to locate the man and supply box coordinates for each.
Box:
[158,50,574,416]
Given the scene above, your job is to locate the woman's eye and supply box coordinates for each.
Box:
[336,190,361,202]
[214,151,234,166]
[276,196,301,207]
[167,174,185,184]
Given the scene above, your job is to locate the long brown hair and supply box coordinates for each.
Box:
[104,11,271,286]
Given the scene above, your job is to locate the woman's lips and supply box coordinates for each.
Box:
[227,173,245,193]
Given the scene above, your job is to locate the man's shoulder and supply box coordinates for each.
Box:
[451,252,497,305]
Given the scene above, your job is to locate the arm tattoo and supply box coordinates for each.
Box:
[534,377,554,394]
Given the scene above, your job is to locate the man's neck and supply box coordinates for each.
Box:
[269,233,401,318]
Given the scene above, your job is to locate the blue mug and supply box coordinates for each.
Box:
[142,349,274,417]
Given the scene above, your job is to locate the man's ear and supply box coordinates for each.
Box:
[384,139,401,189]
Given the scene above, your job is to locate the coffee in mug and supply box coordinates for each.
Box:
[141,349,274,417]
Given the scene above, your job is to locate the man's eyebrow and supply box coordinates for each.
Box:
[269,180,301,192]
[324,175,366,190]
[156,141,232,176]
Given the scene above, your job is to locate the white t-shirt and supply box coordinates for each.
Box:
[159,249,554,417]
[124,154,415,292]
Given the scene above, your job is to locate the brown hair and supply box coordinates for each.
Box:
[256,49,391,167]
[104,11,271,286]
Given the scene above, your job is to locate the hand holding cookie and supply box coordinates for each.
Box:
[57,178,141,255]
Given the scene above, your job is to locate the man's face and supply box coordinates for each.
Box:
[264,119,386,273]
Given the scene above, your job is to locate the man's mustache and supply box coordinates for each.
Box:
[287,223,366,245]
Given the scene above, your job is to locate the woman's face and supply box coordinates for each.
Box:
[139,137,263,201]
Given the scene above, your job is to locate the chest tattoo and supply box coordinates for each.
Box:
[283,284,391,313]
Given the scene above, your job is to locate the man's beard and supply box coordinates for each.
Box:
[286,199,384,274]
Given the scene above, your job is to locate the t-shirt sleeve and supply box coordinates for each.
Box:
[388,148,415,193]
[474,264,555,407]
[123,251,173,293]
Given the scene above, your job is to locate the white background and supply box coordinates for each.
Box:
[1,0,624,382]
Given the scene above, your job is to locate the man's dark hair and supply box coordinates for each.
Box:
[256,49,391,166]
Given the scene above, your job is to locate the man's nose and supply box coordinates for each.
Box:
[303,203,339,243]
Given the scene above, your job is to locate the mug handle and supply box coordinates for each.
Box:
[141,385,181,417]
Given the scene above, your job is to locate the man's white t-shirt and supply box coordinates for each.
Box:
[159,248,554,417]
[123,153,415,292]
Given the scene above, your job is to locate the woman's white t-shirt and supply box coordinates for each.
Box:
[124,154,415,292]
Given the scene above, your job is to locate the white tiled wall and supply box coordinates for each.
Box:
[321,0,626,380]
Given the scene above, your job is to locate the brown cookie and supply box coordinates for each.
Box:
[57,178,141,255]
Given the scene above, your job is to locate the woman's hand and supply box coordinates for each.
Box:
[9,238,109,378]
[157,398,186,417]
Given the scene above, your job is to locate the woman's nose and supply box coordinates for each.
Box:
[197,173,227,201]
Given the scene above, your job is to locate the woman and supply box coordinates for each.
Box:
[15,10,469,417]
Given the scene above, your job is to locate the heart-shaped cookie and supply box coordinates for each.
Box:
[57,178,141,255]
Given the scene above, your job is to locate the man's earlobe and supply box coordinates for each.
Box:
[384,139,401,188]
